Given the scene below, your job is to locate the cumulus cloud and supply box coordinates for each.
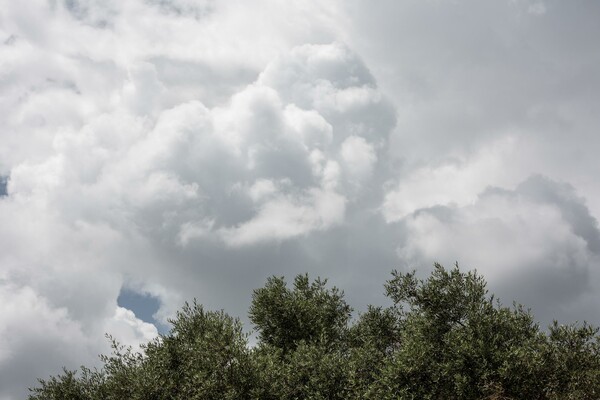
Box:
[0,1,397,397]
[340,136,377,183]
[1,1,600,399]
[0,289,79,400]
[345,1,600,191]
[382,137,518,221]
[400,175,600,325]
[104,307,159,347]
[220,188,346,246]
[0,283,155,399]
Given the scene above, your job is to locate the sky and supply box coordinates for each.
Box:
[1,0,600,398]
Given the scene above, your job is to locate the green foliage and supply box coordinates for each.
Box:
[374,264,547,399]
[543,322,600,399]
[249,274,352,353]
[29,266,600,400]
[29,369,88,400]
[253,342,352,400]
[134,301,255,400]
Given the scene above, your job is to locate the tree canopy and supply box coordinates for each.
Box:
[29,264,600,399]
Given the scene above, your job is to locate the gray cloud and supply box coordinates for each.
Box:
[400,175,600,326]
[1,1,600,399]
[346,1,600,213]
[516,176,600,253]
[0,176,7,197]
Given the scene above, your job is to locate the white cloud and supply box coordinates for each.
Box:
[0,1,397,395]
[220,188,346,246]
[399,176,600,325]
[104,307,159,348]
[0,283,155,400]
[382,136,520,221]
[248,179,278,202]
[284,104,333,149]
[177,219,215,246]
[2,1,600,399]
[340,135,377,183]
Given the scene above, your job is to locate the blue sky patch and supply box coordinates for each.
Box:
[117,288,169,334]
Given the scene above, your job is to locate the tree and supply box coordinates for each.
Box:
[29,369,88,400]
[543,321,600,399]
[132,301,256,400]
[248,274,352,353]
[29,265,600,400]
[373,264,548,399]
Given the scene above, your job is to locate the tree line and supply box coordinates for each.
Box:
[30,264,600,399]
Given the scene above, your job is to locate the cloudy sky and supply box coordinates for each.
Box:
[1,0,600,398]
